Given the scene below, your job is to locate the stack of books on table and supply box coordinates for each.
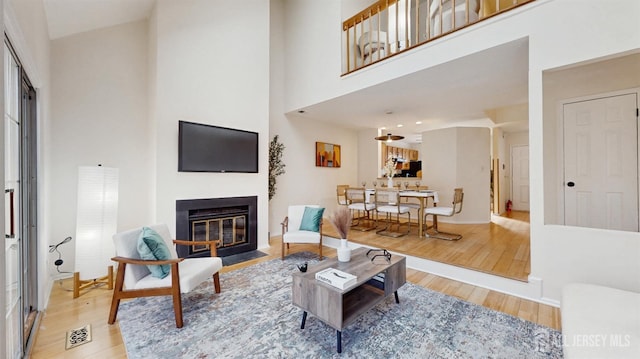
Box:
[315,268,357,290]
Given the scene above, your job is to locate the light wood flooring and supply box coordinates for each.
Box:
[30,235,559,358]
[323,210,531,281]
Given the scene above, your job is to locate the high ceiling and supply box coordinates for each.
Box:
[42,1,529,144]
[290,38,530,143]
[43,0,155,39]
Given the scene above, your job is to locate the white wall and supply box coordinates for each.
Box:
[527,0,640,301]
[357,128,379,184]
[536,53,640,300]
[152,0,270,248]
[49,20,151,275]
[268,112,359,236]
[285,0,640,302]
[422,127,491,223]
[268,0,360,236]
[269,0,286,235]
[504,130,528,204]
[542,54,640,224]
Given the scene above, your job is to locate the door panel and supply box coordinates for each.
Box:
[511,145,530,211]
[563,93,638,231]
[5,41,22,359]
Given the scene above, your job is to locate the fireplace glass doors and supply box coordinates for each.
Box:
[190,212,247,255]
[176,196,257,258]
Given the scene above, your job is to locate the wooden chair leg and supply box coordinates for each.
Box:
[171,263,183,328]
[319,242,323,260]
[213,272,221,293]
[281,239,285,260]
[108,263,127,325]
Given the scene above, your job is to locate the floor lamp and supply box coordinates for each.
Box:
[73,165,118,298]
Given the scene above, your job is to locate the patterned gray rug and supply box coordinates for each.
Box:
[118,252,563,358]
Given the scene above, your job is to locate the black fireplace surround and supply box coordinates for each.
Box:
[176,196,258,258]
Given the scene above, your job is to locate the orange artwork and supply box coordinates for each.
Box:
[315,142,341,168]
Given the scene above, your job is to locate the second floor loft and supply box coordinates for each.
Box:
[342,0,534,74]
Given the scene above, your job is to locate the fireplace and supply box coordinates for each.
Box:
[176,196,257,258]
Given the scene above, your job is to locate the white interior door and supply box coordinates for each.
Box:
[511,145,530,211]
[563,92,638,231]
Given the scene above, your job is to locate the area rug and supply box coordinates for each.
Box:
[220,250,268,266]
[118,253,563,358]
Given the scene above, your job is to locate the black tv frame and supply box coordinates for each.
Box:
[178,120,258,173]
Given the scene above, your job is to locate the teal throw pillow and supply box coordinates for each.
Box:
[137,227,172,279]
[299,206,325,232]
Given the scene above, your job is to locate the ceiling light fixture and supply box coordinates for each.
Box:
[375,133,405,142]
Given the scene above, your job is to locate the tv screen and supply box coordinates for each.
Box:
[178,121,258,173]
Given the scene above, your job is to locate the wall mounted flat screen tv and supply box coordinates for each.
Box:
[178,121,258,173]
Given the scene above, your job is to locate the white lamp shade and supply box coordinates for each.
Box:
[75,166,119,280]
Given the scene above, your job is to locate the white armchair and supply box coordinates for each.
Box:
[429,0,480,38]
[357,31,387,66]
[281,205,324,260]
[108,224,223,328]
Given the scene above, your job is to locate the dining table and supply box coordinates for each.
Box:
[365,189,439,237]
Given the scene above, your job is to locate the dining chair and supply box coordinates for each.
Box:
[374,188,412,237]
[346,187,376,231]
[403,185,430,231]
[336,184,349,206]
[281,205,324,260]
[108,224,223,328]
[423,187,464,240]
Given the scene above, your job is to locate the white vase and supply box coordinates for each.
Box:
[387,177,393,189]
[337,238,351,262]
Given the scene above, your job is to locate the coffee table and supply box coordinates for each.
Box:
[291,247,406,353]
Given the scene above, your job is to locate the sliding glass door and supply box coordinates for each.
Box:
[4,39,38,359]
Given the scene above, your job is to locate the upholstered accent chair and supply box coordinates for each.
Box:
[108,224,223,328]
[281,205,324,260]
[424,187,464,240]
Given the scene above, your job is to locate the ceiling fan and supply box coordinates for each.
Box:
[374,133,405,142]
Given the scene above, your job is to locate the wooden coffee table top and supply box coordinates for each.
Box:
[292,247,404,291]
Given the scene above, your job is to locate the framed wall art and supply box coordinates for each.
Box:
[315,142,341,168]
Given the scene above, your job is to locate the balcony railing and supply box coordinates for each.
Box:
[342,0,534,74]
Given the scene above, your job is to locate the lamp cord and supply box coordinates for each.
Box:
[49,236,74,291]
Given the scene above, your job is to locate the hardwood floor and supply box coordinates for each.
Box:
[31,233,558,358]
[323,210,531,281]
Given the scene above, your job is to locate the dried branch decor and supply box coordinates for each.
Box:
[269,135,286,200]
[329,206,352,239]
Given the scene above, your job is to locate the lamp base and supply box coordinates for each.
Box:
[73,266,114,299]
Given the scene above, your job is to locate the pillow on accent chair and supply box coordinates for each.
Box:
[137,226,172,278]
[299,206,325,232]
